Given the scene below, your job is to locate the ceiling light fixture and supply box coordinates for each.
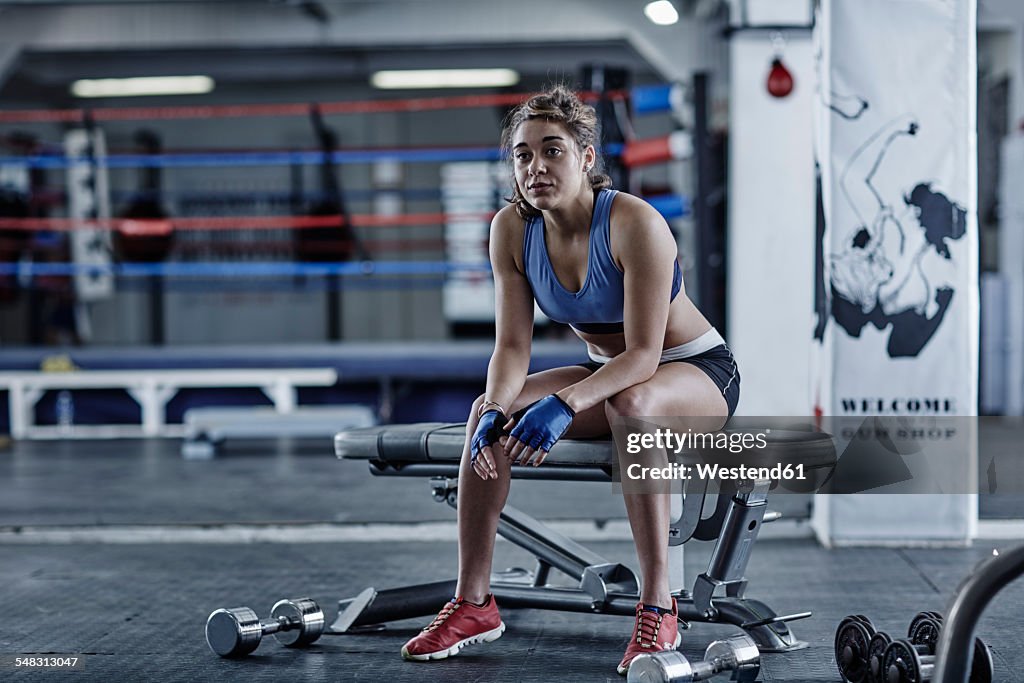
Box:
[370,69,520,90]
[644,0,680,26]
[70,75,215,98]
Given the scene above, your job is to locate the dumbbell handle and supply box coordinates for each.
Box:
[688,654,737,681]
[877,641,930,676]
[258,614,300,636]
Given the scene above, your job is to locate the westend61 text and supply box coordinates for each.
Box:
[626,462,807,481]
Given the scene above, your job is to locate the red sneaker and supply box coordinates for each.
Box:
[400,595,505,661]
[616,599,681,675]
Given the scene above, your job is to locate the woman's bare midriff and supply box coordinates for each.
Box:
[576,294,713,360]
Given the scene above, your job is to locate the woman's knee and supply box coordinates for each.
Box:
[606,385,654,418]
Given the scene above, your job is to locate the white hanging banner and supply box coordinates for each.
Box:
[812,0,978,419]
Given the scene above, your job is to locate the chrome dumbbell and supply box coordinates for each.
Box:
[627,633,760,682]
[206,597,325,657]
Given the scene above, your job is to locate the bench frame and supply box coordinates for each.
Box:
[330,464,809,652]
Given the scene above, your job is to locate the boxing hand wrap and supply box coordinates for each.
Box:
[471,409,508,461]
[508,394,575,452]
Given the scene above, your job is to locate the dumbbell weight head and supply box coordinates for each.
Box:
[835,618,876,682]
[906,612,943,641]
[626,650,696,682]
[867,631,893,683]
[270,598,324,648]
[882,638,930,683]
[206,606,264,658]
[704,635,761,682]
[907,617,941,653]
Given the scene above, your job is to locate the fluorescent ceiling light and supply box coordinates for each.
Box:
[370,69,520,90]
[644,0,679,25]
[71,75,215,98]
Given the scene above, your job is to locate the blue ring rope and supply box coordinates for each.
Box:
[0,260,491,278]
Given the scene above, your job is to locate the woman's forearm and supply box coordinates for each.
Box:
[555,347,660,414]
[482,348,531,413]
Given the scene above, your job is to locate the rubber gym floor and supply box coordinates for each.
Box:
[1,436,1022,682]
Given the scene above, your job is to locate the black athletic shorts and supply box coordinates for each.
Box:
[577,344,740,416]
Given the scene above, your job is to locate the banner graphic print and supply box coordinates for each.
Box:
[812,0,978,418]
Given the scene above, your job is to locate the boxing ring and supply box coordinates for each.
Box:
[0,79,708,346]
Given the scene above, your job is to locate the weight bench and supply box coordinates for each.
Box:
[332,422,836,652]
[181,405,376,459]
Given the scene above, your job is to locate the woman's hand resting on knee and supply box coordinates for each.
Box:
[503,395,575,467]
[470,409,508,480]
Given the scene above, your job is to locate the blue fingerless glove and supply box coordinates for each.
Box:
[509,395,575,452]
[471,409,508,461]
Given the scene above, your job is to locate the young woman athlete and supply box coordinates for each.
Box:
[401,86,740,676]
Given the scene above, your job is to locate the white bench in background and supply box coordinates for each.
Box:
[0,368,338,440]
[181,404,377,459]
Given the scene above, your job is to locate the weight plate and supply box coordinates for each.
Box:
[907,612,933,639]
[839,614,876,632]
[836,620,874,682]
[867,631,893,683]
[836,615,876,658]
[908,617,942,652]
[882,639,922,683]
[851,614,877,631]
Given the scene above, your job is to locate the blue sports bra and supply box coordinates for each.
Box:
[522,189,682,334]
